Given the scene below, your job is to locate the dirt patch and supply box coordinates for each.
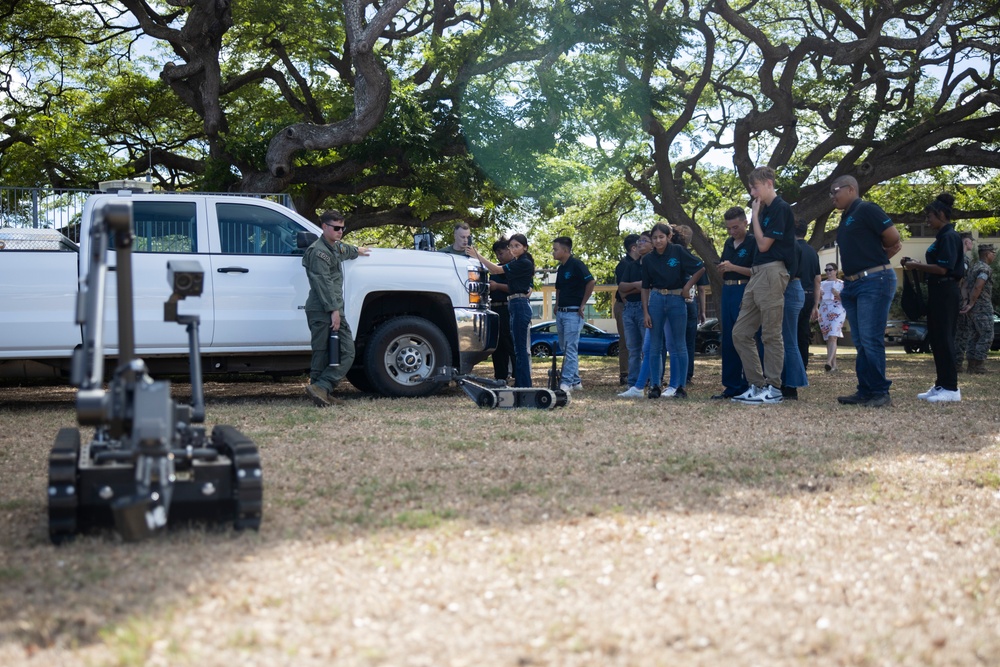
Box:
[1,355,998,665]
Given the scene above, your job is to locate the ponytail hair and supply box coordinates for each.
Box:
[925,192,955,220]
[510,233,534,268]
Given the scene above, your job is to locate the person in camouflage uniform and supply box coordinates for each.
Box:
[303,209,370,406]
[958,243,996,374]
[953,233,974,369]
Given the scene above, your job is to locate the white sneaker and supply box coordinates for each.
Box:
[741,384,783,405]
[917,385,942,400]
[559,382,572,392]
[571,382,583,392]
[731,384,759,403]
[926,388,961,403]
[618,386,644,398]
[661,386,677,398]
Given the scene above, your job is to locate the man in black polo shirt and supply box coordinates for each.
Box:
[712,207,757,399]
[552,236,596,392]
[829,174,901,407]
[731,166,796,404]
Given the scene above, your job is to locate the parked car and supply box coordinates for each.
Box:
[884,319,906,345]
[696,317,722,355]
[529,321,619,358]
[901,313,1000,354]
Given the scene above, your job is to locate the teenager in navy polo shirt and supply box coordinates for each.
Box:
[640,223,705,399]
[731,166,796,405]
[552,236,596,392]
[901,193,965,403]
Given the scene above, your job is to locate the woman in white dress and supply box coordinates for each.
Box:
[818,263,847,371]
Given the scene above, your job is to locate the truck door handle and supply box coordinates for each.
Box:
[217,266,249,274]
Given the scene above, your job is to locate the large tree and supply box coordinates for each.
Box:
[625,0,1000,298]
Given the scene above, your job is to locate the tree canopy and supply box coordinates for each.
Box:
[2,0,998,279]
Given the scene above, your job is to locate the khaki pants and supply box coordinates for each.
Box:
[733,261,788,387]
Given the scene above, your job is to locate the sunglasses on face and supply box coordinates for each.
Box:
[325,223,345,231]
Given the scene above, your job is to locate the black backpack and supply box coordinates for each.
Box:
[901,269,927,320]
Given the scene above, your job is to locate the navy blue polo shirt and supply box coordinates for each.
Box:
[754,196,795,266]
[925,223,965,285]
[641,244,704,290]
[555,255,594,308]
[503,255,535,294]
[836,199,894,275]
[720,235,756,281]
[491,271,508,304]
[796,238,821,289]
[616,255,642,303]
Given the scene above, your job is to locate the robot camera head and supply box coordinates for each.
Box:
[166,260,205,298]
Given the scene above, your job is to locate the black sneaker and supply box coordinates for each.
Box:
[837,392,868,405]
[647,385,662,399]
[863,393,892,408]
[710,393,729,400]
[781,386,798,400]
[674,386,687,399]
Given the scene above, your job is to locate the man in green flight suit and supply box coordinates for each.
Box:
[303,209,371,406]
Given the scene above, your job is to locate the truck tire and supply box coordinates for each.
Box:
[365,316,452,397]
[346,366,376,393]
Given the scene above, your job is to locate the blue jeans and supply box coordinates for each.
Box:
[841,269,896,396]
[720,284,749,395]
[509,298,533,387]
[632,317,671,389]
[780,280,808,388]
[648,292,688,389]
[685,299,698,380]
[556,310,584,385]
[622,301,645,387]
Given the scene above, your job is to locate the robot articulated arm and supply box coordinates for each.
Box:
[49,200,260,543]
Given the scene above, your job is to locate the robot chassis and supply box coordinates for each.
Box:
[431,349,570,409]
[47,201,262,543]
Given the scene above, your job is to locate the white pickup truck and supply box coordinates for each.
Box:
[0,193,498,397]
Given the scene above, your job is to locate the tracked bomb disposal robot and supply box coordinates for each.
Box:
[47,201,262,543]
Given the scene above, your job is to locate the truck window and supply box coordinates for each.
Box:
[132,201,198,253]
[216,203,303,256]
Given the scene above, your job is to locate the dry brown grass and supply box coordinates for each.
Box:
[1,352,998,666]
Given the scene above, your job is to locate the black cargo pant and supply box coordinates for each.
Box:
[491,302,513,380]
[926,280,960,391]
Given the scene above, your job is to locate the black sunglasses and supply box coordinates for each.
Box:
[325,222,345,231]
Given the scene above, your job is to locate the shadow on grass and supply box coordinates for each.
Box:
[1,354,998,653]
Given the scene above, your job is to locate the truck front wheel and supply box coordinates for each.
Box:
[365,316,452,397]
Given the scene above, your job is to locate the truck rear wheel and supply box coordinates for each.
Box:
[365,316,451,397]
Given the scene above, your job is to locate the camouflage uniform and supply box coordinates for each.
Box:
[303,236,360,391]
[954,255,973,366]
[964,258,994,362]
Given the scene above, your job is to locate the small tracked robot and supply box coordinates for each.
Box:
[47,201,262,543]
[432,351,569,409]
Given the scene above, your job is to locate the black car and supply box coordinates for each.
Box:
[696,318,722,355]
[901,313,1000,354]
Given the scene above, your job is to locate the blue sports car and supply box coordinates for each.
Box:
[529,320,620,358]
